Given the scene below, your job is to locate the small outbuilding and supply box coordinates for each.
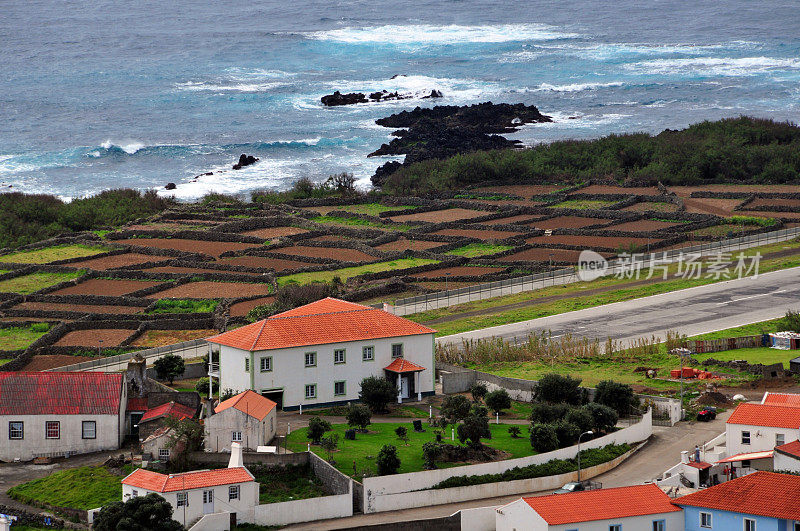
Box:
[205,390,276,452]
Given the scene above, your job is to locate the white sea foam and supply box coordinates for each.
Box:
[305,23,580,45]
[175,81,288,93]
[100,140,145,154]
[532,81,626,92]
[501,41,758,63]
[624,56,800,76]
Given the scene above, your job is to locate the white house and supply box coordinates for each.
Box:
[205,390,277,452]
[725,402,800,456]
[496,483,682,531]
[774,440,800,473]
[121,443,258,527]
[206,298,436,411]
[0,371,127,462]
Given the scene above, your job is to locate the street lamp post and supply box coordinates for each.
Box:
[577,430,593,482]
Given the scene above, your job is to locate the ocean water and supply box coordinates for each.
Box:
[1,0,798,200]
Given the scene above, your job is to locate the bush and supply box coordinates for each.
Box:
[194,377,219,396]
[583,403,619,433]
[359,376,397,413]
[553,420,581,448]
[534,374,584,405]
[457,405,490,448]
[594,380,638,416]
[470,382,488,402]
[320,433,339,463]
[440,394,472,426]
[530,423,559,453]
[395,426,409,445]
[93,492,183,531]
[564,407,595,433]
[307,417,332,444]
[529,402,573,424]
[153,354,185,385]
[422,441,441,469]
[377,444,401,475]
[346,403,372,432]
[484,389,512,415]
[29,323,51,333]
[508,426,521,438]
[779,309,800,333]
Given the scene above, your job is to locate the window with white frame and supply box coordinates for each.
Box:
[334,349,346,364]
[334,381,346,396]
[245,357,250,372]
[45,421,60,439]
[776,433,785,446]
[305,384,317,399]
[82,421,96,439]
[391,343,403,359]
[362,346,374,361]
[741,430,750,445]
[700,512,712,528]
[8,421,23,440]
[229,485,240,501]
[232,431,242,442]
[203,490,213,504]
[305,352,316,367]
[609,525,621,531]
[260,356,272,372]
[176,492,188,507]
[158,448,170,460]
[653,520,665,531]
[744,518,756,531]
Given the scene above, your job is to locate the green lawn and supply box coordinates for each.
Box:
[550,200,617,210]
[278,258,438,286]
[0,244,111,264]
[0,270,84,294]
[7,465,123,510]
[691,318,783,340]
[0,323,50,351]
[146,299,219,314]
[338,203,416,216]
[286,422,535,478]
[250,464,329,504]
[694,346,798,369]
[310,215,413,231]
[0,358,12,367]
[446,243,514,258]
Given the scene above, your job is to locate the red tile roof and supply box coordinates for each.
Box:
[126,398,149,412]
[716,451,773,464]
[686,461,712,470]
[775,440,800,459]
[206,298,436,352]
[384,358,426,373]
[123,467,254,492]
[727,402,800,429]
[0,371,123,415]
[215,390,276,421]
[675,471,800,520]
[762,392,800,408]
[139,401,196,424]
[519,483,680,524]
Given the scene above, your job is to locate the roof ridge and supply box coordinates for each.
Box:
[267,306,374,321]
[251,319,269,351]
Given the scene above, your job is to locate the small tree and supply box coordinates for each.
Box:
[320,433,339,464]
[553,420,580,448]
[508,426,521,438]
[470,382,488,402]
[153,354,185,385]
[594,380,637,416]
[484,389,512,415]
[457,405,490,448]
[359,376,397,413]
[376,444,401,475]
[346,403,372,432]
[440,394,472,429]
[307,416,332,444]
[583,402,619,433]
[530,423,559,453]
[194,377,219,396]
[565,407,595,433]
[533,373,583,405]
[164,417,204,472]
[529,402,572,424]
[93,493,183,531]
[422,441,441,469]
[394,426,409,446]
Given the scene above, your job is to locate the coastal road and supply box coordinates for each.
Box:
[438,266,800,348]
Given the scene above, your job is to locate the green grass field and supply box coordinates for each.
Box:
[252,464,329,504]
[0,323,50,351]
[337,203,417,216]
[446,243,514,258]
[0,270,84,294]
[286,421,534,478]
[146,299,219,314]
[0,244,111,264]
[550,200,617,210]
[278,258,438,286]
[7,465,123,510]
[310,215,412,231]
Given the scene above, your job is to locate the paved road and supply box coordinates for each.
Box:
[439,266,800,348]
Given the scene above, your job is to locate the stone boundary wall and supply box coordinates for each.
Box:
[105,229,265,244]
[188,450,309,467]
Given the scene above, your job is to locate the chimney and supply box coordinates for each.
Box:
[126,353,148,398]
[681,450,689,464]
[228,442,243,468]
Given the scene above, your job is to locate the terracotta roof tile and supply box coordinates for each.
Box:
[0,371,123,415]
[519,483,680,524]
[675,471,800,520]
[762,392,800,407]
[215,390,276,421]
[384,358,426,373]
[686,461,712,470]
[727,402,800,429]
[206,297,436,352]
[123,467,254,492]
[775,440,800,459]
[126,398,149,412]
[140,401,196,423]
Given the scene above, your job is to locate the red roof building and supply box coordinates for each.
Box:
[761,392,800,408]
[775,439,800,459]
[123,467,254,492]
[0,371,124,415]
[727,402,800,429]
[139,401,196,424]
[215,390,276,421]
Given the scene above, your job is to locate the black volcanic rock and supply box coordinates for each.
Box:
[233,154,258,170]
[164,182,176,190]
[322,88,443,106]
[321,91,369,106]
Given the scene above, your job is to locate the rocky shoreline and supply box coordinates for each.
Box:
[321,89,443,106]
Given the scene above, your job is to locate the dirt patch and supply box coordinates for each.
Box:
[748,198,800,209]
[532,216,612,229]
[229,296,276,317]
[410,266,506,278]
[51,279,163,297]
[130,329,217,347]
[22,354,104,371]
[737,210,800,219]
[54,329,135,347]
[146,281,272,299]
[11,301,143,315]
[500,247,614,263]
[218,255,311,271]
[125,222,212,231]
[670,184,800,196]
[241,227,309,239]
[113,238,260,258]
[526,234,660,249]
[473,184,564,198]
[575,184,661,196]
[146,265,257,276]
[389,208,489,223]
[430,228,524,239]
[305,235,353,242]
[621,202,681,213]
[376,238,444,252]
[480,214,546,225]
[682,198,743,216]
[299,205,345,215]
[65,253,174,270]
[609,219,682,232]
[275,246,376,262]
[696,391,735,407]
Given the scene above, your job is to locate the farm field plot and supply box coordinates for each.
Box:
[146,265,257,276]
[621,202,680,213]
[113,238,260,258]
[335,203,416,216]
[609,219,684,231]
[748,198,800,209]
[739,210,800,219]
[682,198,743,216]
[532,216,611,229]
[310,215,410,232]
[691,223,767,238]
[526,234,660,249]
[130,329,217,347]
[219,255,312,271]
[388,208,489,223]
[50,278,163,297]
[0,271,85,294]
[146,280,273,298]
[228,296,276,317]
[22,354,104,371]
[0,324,50,350]
[125,222,213,231]
[575,184,661,195]
[375,238,444,252]
[446,243,514,257]
[500,248,614,263]
[551,199,618,210]
[462,198,537,208]
[472,184,564,198]
[0,244,112,265]
[241,226,309,239]
[54,329,134,347]
[480,214,546,225]
[306,235,353,242]
[278,258,438,286]
[670,184,800,195]
[273,245,377,262]
[430,228,524,240]
[65,252,174,270]
[410,265,506,278]
[11,301,143,315]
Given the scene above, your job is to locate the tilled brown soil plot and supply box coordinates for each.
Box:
[376,238,445,252]
[228,296,276,317]
[389,208,489,223]
[65,253,174,270]
[480,214,546,226]
[242,226,310,239]
[146,280,272,299]
[500,248,614,262]
[274,246,376,262]
[54,328,135,347]
[146,266,258,276]
[51,278,164,297]
[113,238,261,258]
[131,329,218,347]
[23,354,104,371]
[526,234,662,249]
[609,219,683,232]
[410,266,507,278]
[218,255,312,271]
[431,228,525,240]
[11,301,143,314]
[532,216,612,229]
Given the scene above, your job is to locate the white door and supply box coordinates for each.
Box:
[202,490,214,514]
[400,376,410,399]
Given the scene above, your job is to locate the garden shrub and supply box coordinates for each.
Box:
[528,402,573,425]
[470,382,488,402]
[530,423,559,453]
[583,403,619,433]
[307,417,332,444]
[484,389,512,415]
[377,444,401,475]
[345,403,372,432]
[553,420,581,448]
[594,380,638,416]
[194,377,218,396]
[440,394,472,426]
[534,373,584,405]
[359,376,397,413]
[564,407,595,433]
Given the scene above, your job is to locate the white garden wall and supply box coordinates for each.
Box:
[253,482,353,526]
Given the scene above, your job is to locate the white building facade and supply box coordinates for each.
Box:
[205,390,277,452]
[725,402,800,456]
